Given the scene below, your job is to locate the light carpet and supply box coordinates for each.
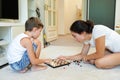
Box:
[0,46,120,80]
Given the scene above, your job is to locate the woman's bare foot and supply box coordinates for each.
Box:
[31,65,47,71]
[89,60,95,65]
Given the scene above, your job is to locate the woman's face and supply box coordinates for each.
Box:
[71,31,86,43]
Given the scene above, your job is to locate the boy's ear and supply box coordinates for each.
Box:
[32,27,37,32]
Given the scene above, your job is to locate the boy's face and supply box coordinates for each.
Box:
[32,27,43,39]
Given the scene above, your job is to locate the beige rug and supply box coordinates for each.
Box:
[0,46,120,80]
[50,35,82,47]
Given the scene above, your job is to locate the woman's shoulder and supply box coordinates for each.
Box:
[93,25,111,31]
[92,24,115,37]
[94,25,108,28]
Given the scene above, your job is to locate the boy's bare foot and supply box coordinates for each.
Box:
[19,67,29,73]
[31,65,47,71]
[19,64,32,73]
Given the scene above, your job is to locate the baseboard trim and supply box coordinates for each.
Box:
[0,63,9,69]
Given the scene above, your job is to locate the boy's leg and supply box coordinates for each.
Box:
[33,42,39,58]
[31,43,47,71]
[10,43,46,72]
[33,43,37,51]
[18,43,38,72]
[10,51,31,72]
[18,52,31,72]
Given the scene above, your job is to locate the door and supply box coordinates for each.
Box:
[87,0,116,29]
[44,0,57,42]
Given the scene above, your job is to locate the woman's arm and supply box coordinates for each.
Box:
[83,36,105,61]
[81,43,91,56]
[62,43,90,61]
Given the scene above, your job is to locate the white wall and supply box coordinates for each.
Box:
[19,0,28,23]
[65,0,82,34]
[82,0,87,20]
[115,0,120,26]
[58,0,82,35]
[58,0,65,35]
[37,0,45,48]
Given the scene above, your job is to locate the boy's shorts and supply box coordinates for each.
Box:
[10,43,37,71]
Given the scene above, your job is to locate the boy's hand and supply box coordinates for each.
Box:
[33,39,41,46]
[44,59,52,63]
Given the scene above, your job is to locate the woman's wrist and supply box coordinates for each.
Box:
[82,55,88,62]
[65,56,71,60]
[66,55,82,61]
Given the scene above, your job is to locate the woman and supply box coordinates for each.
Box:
[59,20,120,69]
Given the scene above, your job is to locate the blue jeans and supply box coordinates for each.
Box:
[10,43,37,71]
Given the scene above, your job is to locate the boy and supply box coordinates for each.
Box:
[7,17,49,73]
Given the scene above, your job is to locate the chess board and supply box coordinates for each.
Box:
[45,59,70,68]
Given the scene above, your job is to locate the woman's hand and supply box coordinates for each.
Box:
[82,55,88,62]
[82,55,92,64]
[58,54,83,61]
[82,55,96,64]
[57,55,68,60]
[71,55,82,61]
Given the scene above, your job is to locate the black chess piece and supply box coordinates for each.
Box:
[73,60,82,67]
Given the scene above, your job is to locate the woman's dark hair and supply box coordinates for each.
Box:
[25,17,44,31]
[70,20,94,34]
